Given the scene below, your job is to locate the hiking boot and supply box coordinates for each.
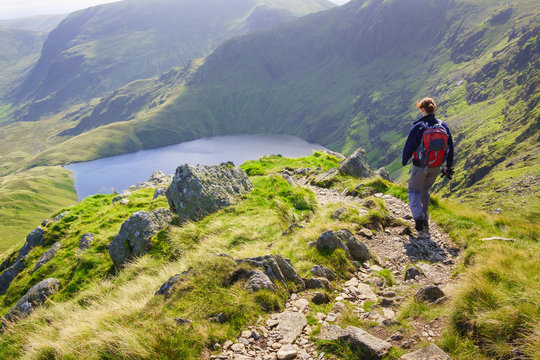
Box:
[414,218,425,231]
[423,218,429,232]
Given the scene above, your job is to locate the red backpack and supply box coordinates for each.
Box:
[414,120,449,168]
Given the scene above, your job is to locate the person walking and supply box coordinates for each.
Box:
[402,97,454,232]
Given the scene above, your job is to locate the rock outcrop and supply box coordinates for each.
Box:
[3,278,59,324]
[109,208,173,268]
[79,233,95,251]
[339,148,374,178]
[244,270,277,292]
[311,265,337,280]
[236,255,304,288]
[166,164,253,221]
[16,227,44,261]
[155,267,192,298]
[375,167,391,181]
[33,242,61,272]
[0,257,26,295]
[313,229,371,262]
[130,170,173,191]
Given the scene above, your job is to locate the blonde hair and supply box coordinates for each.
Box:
[416,97,436,114]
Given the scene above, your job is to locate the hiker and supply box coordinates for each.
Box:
[402,97,454,232]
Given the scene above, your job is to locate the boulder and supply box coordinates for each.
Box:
[313,229,371,261]
[339,148,374,178]
[311,265,337,281]
[3,278,59,323]
[109,208,173,268]
[244,270,276,292]
[404,266,423,281]
[0,257,26,295]
[375,167,391,181]
[237,255,304,288]
[400,344,450,360]
[155,267,192,297]
[323,150,346,160]
[277,344,298,360]
[305,277,333,291]
[274,311,307,343]
[312,292,330,305]
[33,242,61,272]
[315,322,348,341]
[16,227,44,261]
[415,285,445,303]
[130,170,173,191]
[166,164,253,221]
[341,326,392,359]
[79,233,95,251]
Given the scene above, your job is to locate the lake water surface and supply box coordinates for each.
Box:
[65,134,326,199]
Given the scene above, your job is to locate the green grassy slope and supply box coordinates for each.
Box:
[13,0,334,120]
[0,153,537,359]
[0,166,77,253]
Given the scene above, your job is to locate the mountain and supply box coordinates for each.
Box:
[0,27,45,102]
[13,0,334,120]
[0,14,67,33]
[31,0,538,217]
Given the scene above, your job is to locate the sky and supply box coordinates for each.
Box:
[1,0,350,20]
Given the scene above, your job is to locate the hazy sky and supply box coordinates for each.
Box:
[0,0,350,20]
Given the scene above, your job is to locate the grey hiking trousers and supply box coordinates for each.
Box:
[408,165,440,220]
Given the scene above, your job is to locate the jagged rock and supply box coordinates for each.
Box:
[358,228,374,238]
[311,265,337,281]
[356,283,378,302]
[294,168,310,175]
[0,257,26,295]
[237,255,304,288]
[274,311,307,343]
[415,285,445,303]
[277,344,298,360]
[130,170,173,191]
[109,208,173,268]
[113,192,131,203]
[245,270,276,292]
[324,150,346,160]
[315,322,347,341]
[33,242,61,272]
[17,227,44,261]
[404,266,422,280]
[311,167,339,188]
[3,278,59,324]
[166,164,252,221]
[281,172,296,185]
[282,223,304,236]
[339,148,374,178]
[53,211,70,222]
[375,167,391,181]
[79,233,94,251]
[155,267,192,297]
[153,187,168,199]
[400,344,450,360]
[313,229,371,261]
[41,219,51,227]
[312,292,330,305]
[305,277,333,291]
[341,326,392,359]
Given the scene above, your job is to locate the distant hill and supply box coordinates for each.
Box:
[0,14,66,33]
[0,27,45,101]
[32,0,537,216]
[13,0,334,120]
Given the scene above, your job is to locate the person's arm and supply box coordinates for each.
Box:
[443,122,454,167]
[402,125,419,166]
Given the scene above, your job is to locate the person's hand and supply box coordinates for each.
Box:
[441,166,454,180]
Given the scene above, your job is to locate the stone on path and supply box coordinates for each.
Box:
[274,311,307,343]
[400,344,450,360]
[109,208,173,268]
[237,255,304,287]
[305,277,333,291]
[415,285,445,303]
[313,229,371,261]
[166,164,252,221]
[277,344,298,360]
[341,326,392,359]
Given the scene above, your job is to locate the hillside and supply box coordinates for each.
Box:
[0,152,537,359]
[12,0,334,120]
[16,0,537,218]
[0,14,66,33]
[0,27,45,103]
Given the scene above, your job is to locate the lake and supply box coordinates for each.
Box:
[65,134,327,199]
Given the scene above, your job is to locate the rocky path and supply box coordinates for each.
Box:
[211,171,459,360]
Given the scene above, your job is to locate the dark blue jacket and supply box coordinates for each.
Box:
[402,114,454,167]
